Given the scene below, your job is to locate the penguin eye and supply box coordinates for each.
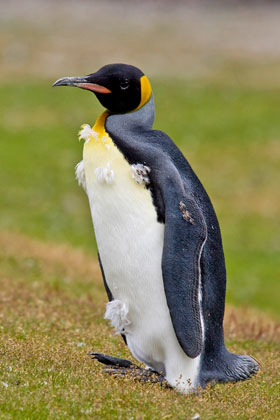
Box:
[120,80,129,90]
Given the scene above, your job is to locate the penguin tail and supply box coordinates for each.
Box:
[200,349,259,387]
[223,353,259,382]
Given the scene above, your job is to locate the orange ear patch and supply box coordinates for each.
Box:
[136,75,152,110]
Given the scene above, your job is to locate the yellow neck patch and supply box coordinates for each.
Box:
[135,75,152,111]
[92,111,109,137]
[91,111,112,148]
[78,111,112,149]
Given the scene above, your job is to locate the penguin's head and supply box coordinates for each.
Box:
[53,63,152,114]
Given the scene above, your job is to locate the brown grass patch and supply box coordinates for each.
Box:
[224,306,280,343]
[0,230,102,284]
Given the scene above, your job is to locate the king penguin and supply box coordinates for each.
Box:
[53,63,259,393]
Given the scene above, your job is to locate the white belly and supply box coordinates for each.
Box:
[82,137,200,392]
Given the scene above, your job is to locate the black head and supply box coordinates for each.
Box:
[53,63,152,114]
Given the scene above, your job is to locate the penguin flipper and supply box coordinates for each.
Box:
[98,252,127,345]
[162,192,207,359]
[98,252,113,301]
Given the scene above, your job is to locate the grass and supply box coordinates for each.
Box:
[0,231,279,420]
[0,79,279,316]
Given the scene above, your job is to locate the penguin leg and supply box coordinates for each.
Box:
[89,352,168,386]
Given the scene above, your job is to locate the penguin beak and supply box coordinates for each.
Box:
[52,76,111,94]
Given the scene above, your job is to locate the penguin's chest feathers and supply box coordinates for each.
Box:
[81,115,165,312]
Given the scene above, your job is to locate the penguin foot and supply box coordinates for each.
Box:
[103,366,168,385]
[88,352,136,368]
[89,352,168,386]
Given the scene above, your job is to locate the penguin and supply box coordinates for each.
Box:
[53,64,259,393]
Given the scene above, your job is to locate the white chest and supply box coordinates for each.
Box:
[78,118,165,304]
[83,136,165,301]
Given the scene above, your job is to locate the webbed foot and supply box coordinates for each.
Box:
[88,352,137,368]
[89,352,168,386]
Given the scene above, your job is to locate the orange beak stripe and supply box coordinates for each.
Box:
[76,83,111,94]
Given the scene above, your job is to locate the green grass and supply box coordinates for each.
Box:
[0,79,279,316]
[0,232,279,420]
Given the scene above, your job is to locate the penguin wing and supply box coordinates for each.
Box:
[98,252,127,345]
[98,252,113,301]
[161,179,207,359]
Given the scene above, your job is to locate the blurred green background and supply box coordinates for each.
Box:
[0,0,279,317]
